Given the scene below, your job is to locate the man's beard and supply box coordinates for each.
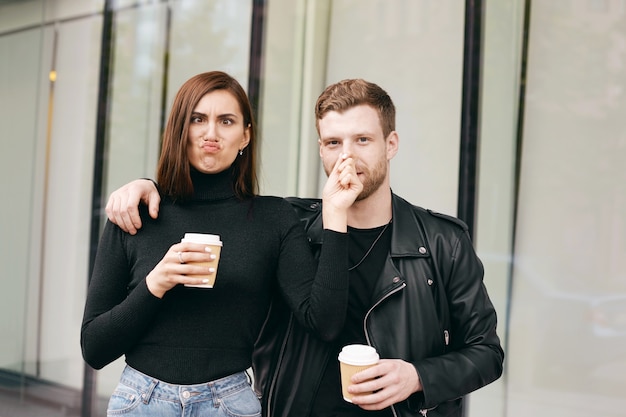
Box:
[355,157,387,201]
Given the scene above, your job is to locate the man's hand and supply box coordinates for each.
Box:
[105,179,160,235]
[321,153,363,232]
[348,359,422,410]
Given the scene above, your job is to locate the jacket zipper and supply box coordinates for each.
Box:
[363,281,406,417]
[419,405,438,415]
[363,282,406,345]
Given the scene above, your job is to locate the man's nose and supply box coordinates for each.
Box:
[341,143,353,157]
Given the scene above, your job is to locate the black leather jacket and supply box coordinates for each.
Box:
[253,193,504,417]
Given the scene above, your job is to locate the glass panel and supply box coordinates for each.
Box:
[168,0,252,101]
[0,0,46,32]
[0,0,103,414]
[0,26,46,382]
[259,0,335,196]
[322,0,465,213]
[43,0,104,20]
[475,0,526,415]
[38,14,102,389]
[104,2,167,203]
[507,1,626,415]
[0,4,52,412]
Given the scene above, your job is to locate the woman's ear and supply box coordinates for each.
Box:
[241,124,251,148]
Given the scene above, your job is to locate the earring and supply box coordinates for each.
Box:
[239,149,243,156]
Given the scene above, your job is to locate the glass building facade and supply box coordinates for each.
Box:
[1,1,625,416]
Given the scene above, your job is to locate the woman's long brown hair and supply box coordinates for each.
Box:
[156,71,258,200]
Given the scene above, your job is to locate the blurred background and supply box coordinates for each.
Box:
[1,0,625,416]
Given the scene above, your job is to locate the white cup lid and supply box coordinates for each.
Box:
[181,233,222,245]
[338,344,379,365]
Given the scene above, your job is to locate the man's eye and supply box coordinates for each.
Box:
[357,137,368,143]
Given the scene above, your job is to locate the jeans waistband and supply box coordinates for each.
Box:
[119,365,250,405]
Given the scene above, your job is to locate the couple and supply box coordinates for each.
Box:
[83,71,503,417]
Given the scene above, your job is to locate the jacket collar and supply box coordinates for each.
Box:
[307,192,430,259]
[389,193,430,258]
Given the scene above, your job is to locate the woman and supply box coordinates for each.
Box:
[81,71,361,417]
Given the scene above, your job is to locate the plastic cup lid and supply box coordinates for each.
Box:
[181,233,222,245]
[338,344,379,365]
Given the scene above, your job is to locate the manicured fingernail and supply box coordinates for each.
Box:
[210,254,217,260]
[202,279,209,283]
[209,268,216,273]
[205,247,212,252]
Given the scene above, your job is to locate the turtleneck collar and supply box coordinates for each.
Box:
[190,165,236,201]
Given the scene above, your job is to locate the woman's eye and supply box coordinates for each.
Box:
[221,118,234,125]
[191,116,202,123]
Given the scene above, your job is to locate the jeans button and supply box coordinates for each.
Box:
[182,390,191,399]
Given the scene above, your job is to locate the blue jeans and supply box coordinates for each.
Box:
[106,365,262,417]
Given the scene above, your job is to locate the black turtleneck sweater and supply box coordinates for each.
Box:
[81,168,348,384]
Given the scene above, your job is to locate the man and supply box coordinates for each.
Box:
[105,79,504,417]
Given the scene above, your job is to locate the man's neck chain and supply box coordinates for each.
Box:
[348,220,391,271]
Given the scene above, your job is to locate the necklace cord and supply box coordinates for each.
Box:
[348,220,391,271]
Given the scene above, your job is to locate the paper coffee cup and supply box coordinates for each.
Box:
[338,344,379,402]
[181,233,222,288]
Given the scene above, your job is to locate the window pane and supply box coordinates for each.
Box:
[507,2,626,415]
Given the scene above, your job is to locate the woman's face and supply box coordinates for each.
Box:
[187,90,250,174]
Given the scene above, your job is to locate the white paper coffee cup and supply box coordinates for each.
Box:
[338,344,379,402]
[181,233,222,288]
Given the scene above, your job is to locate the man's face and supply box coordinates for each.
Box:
[318,104,398,201]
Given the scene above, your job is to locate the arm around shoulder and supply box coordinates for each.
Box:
[105,178,160,234]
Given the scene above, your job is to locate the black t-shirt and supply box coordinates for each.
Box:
[310,223,394,417]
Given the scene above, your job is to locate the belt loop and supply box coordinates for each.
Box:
[141,378,158,404]
[207,379,218,408]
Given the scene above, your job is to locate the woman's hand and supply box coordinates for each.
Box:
[145,243,218,298]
